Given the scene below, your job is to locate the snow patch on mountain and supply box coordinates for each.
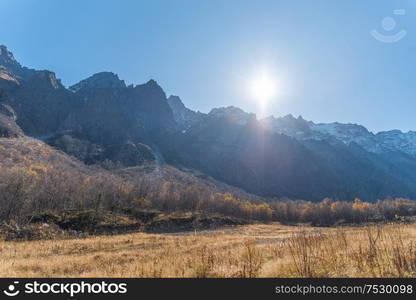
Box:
[260,115,416,157]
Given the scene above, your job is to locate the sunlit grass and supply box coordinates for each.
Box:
[1,223,416,278]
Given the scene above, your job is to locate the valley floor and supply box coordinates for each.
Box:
[1,223,416,278]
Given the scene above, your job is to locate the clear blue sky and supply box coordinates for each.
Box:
[1,0,415,132]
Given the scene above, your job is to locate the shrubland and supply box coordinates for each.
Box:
[2,223,416,277]
[1,137,416,237]
[1,162,416,228]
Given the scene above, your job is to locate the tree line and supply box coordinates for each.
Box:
[1,165,416,226]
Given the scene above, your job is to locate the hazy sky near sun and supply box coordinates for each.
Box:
[1,0,416,132]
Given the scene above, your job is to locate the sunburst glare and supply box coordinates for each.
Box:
[249,72,278,112]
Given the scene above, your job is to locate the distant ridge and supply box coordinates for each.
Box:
[1,45,416,201]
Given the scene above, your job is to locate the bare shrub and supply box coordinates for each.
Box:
[286,230,326,277]
[238,240,264,278]
[193,246,215,278]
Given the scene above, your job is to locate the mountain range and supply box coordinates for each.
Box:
[1,45,415,202]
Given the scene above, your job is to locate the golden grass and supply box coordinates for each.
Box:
[1,223,416,278]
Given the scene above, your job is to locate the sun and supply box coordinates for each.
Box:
[249,73,277,105]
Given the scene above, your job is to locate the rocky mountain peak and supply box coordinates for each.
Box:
[209,106,248,117]
[145,79,159,86]
[167,95,206,131]
[281,113,296,120]
[209,106,256,126]
[69,72,126,92]
[260,114,416,157]
[27,71,63,90]
[0,45,36,85]
[0,45,18,65]
[133,79,166,96]
[167,95,185,110]
[260,114,312,137]
[0,45,22,84]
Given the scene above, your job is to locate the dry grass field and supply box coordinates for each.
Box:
[1,223,416,278]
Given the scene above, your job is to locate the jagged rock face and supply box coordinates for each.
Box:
[63,75,175,165]
[0,48,174,167]
[0,45,36,85]
[66,74,175,137]
[0,46,76,136]
[0,45,35,94]
[168,95,205,131]
[127,80,176,133]
[69,72,126,92]
[63,87,147,147]
[4,71,78,136]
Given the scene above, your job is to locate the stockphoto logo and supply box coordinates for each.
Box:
[3,281,127,297]
[370,9,407,43]
[3,281,20,297]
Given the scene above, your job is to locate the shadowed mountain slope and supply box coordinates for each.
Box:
[2,45,416,202]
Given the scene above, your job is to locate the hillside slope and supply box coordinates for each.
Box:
[2,45,416,202]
